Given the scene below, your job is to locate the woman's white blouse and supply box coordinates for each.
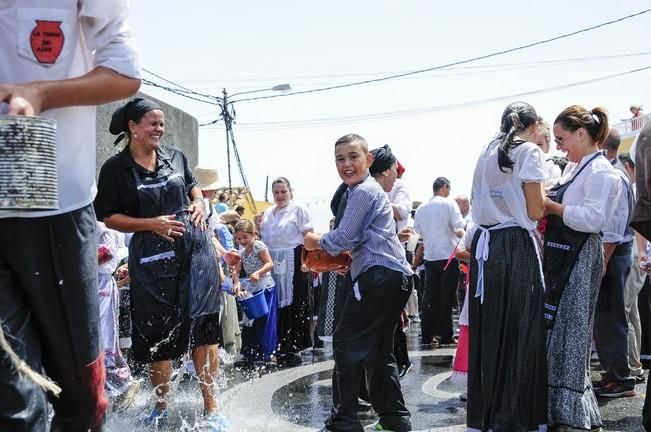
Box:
[560,152,621,234]
[260,201,314,249]
[471,138,546,230]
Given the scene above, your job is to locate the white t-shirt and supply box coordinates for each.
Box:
[413,195,465,261]
[259,201,314,250]
[471,138,546,231]
[387,178,412,232]
[559,152,620,234]
[0,0,140,218]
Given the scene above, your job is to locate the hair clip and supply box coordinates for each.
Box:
[591,113,600,124]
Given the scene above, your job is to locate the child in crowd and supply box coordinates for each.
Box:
[96,222,140,412]
[451,222,477,399]
[232,220,278,365]
[304,133,413,432]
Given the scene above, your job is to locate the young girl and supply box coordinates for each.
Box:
[232,219,278,365]
[467,102,547,431]
[451,222,476,397]
[96,221,140,412]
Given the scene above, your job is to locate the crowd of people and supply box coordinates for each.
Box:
[3,3,651,432]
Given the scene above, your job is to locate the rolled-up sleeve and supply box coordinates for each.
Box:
[320,187,377,254]
[94,159,124,221]
[449,201,466,231]
[391,183,411,221]
[602,175,630,243]
[295,205,314,234]
[80,0,141,79]
[564,168,620,233]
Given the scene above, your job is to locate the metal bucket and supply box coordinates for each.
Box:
[0,115,58,210]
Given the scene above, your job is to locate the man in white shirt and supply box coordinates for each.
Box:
[413,177,465,346]
[0,2,140,430]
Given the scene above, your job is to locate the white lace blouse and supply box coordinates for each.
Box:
[259,201,314,250]
[471,138,546,231]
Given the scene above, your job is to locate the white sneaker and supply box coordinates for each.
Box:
[112,380,141,413]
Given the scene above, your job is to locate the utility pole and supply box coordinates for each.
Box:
[222,88,232,194]
[220,84,290,205]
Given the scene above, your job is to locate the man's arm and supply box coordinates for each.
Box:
[0,66,141,115]
[603,243,617,269]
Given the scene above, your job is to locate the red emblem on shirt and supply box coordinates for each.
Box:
[30,20,65,64]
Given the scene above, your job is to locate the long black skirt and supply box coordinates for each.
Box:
[277,245,313,354]
[467,226,547,431]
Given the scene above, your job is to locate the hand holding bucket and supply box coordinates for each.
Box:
[236,279,269,320]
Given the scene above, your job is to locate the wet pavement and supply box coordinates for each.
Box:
[105,322,649,431]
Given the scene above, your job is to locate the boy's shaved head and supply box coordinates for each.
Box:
[335,133,368,153]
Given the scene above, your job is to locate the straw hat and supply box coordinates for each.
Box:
[194,166,220,191]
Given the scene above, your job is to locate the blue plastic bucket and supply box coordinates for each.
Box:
[238,289,269,319]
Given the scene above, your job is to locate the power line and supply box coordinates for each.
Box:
[230,9,651,104]
[199,118,222,127]
[142,68,222,102]
[192,51,651,118]
[142,78,221,106]
[200,65,651,131]
[182,51,651,88]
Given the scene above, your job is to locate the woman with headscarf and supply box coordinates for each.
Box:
[369,145,414,378]
[94,98,229,430]
[254,177,314,366]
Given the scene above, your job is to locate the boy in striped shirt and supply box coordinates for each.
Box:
[304,133,413,432]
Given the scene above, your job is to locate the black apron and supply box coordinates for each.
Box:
[128,157,220,344]
[542,152,603,328]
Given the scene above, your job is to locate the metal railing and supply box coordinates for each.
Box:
[614,112,649,135]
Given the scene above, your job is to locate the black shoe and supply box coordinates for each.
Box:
[635,374,646,384]
[592,377,608,391]
[278,353,302,367]
[594,381,636,398]
[234,358,253,369]
[438,336,458,346]
[356,397,372,412]
[398,362,413,380]
[420,338,439,349]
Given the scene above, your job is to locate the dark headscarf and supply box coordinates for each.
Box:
[109,97,161,145]
[330,182,348,228]
[369,144,397,174]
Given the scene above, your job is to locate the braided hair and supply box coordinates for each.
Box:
[497,102,538,172]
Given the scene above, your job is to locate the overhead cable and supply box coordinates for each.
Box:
[230,10,651,104]
[200,65,651,131]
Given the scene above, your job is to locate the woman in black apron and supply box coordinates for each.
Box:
[543,105,616,430]
[94,99,228,430]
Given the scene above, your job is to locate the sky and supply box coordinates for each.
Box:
[128,1,651,231]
